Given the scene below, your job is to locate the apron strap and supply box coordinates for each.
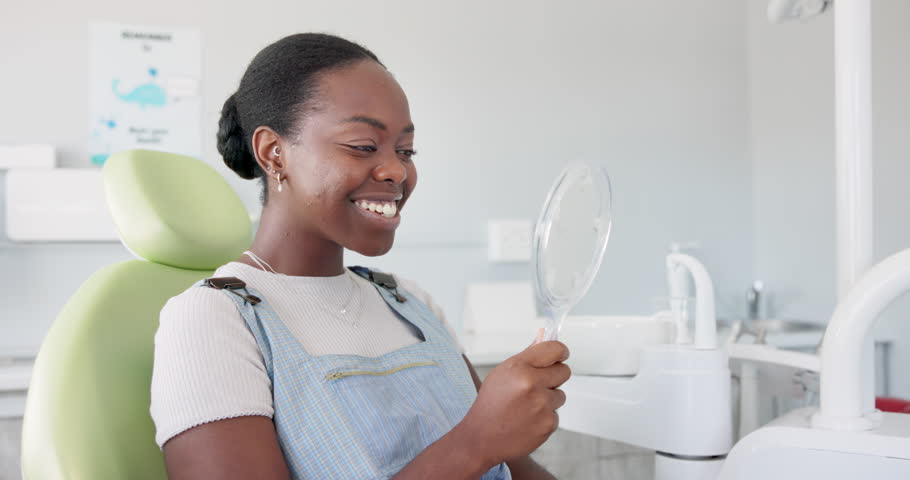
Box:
[202,276,262,305]
[348,266,407,303]
[198,276,282,375]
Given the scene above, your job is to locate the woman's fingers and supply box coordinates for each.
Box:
[549,388,567,410]
[519,341,570,368]
[541,362,572,389]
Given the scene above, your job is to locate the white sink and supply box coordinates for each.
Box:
[561,315,674,376]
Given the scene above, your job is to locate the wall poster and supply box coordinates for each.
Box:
[89,21,201,166]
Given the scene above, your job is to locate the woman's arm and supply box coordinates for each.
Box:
[162,416,291,480]
[163,411,491,480]
[504,457,558,480]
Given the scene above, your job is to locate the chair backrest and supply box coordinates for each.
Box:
[21,149,252,479]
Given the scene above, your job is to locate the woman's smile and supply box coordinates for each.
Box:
[350,196,402,230]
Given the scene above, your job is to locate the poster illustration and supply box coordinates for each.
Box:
[88,22,201,166]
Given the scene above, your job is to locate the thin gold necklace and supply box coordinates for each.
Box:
[242,250,362,317]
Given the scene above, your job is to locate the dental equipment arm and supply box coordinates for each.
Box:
[812,247,910,431]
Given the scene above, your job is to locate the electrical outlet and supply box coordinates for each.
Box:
[488,219,532,263]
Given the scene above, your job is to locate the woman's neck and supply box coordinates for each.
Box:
[239,206,345,277]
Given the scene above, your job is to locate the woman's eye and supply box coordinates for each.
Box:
[345,144,378,154]
[396,149,417,160]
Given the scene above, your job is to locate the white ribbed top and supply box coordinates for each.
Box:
[150,262,458,448]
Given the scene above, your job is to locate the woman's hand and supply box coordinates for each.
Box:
[392,332,567,480]
[458,331,571,467]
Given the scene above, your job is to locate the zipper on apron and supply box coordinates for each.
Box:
[325,361,439,381]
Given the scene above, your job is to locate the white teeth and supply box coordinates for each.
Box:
[355,200,398,218]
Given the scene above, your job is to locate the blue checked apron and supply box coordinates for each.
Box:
[201,267,511,479]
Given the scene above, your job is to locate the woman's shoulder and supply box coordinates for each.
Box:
[152,272,273,448]
[162,283,233,316]
[159,265,250,332]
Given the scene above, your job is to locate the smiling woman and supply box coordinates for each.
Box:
[243,57,417,260]
[151,33,567,480]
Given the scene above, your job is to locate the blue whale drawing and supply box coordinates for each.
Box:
[112,79,167,108]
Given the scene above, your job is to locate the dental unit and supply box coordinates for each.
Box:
[556,0,910,478]
[560,253,732,479]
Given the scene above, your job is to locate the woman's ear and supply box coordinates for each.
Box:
[251,126,285,173]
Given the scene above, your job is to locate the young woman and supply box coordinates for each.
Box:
[150,33,569,480]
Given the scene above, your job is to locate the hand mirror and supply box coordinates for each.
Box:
[533,162,613,341]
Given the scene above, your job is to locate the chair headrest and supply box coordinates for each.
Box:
[103,149,252,270]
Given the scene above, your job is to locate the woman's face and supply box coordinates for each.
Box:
[275,60,417,257]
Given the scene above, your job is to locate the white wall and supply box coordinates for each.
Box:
[747,0,910,396]
[0,0,753,354]
[748,0,837,323]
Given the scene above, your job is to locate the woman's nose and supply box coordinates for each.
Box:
[372,153,407,184]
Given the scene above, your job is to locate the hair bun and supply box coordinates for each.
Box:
[216,94,259,179]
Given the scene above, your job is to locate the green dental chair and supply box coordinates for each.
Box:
[20,149,252,479]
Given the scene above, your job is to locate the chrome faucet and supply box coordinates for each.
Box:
[746,280,764,322]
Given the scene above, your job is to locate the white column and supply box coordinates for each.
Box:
[834,0,874,297]
[833,0,875,415]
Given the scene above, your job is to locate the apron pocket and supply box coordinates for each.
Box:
[325,361,470,476]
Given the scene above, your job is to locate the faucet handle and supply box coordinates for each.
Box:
[746,280,766,321]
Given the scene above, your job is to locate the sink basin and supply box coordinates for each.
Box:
[560,315,674,376]
[722,318,825,348]
[741,319,823,334]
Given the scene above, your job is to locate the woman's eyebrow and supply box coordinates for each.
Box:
[342,116,414,134]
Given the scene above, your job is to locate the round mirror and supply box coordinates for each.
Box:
[533,162,613,341]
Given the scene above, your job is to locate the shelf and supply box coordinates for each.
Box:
[0,239,123,250]
[0,363,32,392]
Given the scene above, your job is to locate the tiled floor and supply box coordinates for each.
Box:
[532,428,654,480]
